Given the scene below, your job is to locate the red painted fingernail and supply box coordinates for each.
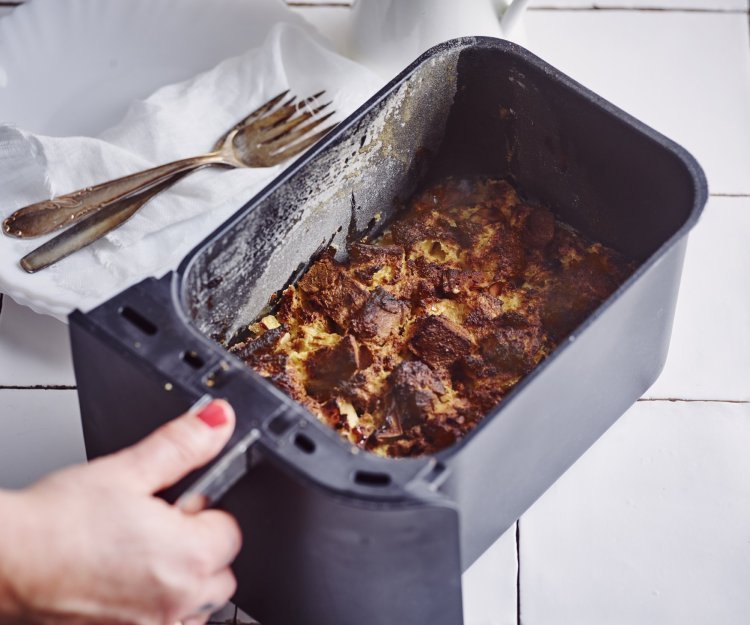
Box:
[197,401,229,428]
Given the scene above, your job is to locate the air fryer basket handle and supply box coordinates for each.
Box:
[174,394,269,512]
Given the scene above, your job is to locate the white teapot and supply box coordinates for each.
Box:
[349,0,530,78]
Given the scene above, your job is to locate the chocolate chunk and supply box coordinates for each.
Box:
[381,361,446,433]
[304,335,361,398]
[358,343,375,369]
[268,357,310,401]
[451,354,487,384]
[243,351,288,379]
[408,257,443,300]
[464,293,504,330]
[497,310,532,328]
[408,315,473,368]
[392,210,469,249]
[481,320,544,374]
[439,268,479,298]
[440,268,462,297]
[351,287,408,344]
[348,242,404,283]
[541,254,619,340]
[451,354,514,414]
[230,325,287,361]
[490,227,526,283]
[523,207,556,248]
[298,256,368,329]
[338,370,376,415]
[420,422,458,452]
[275,287,326,327]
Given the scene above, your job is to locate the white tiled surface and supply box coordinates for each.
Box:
[645,197,750,401]
[524,9,750,195]
[1,1,749,625]
[520,400,750,625]
[0,389,84,489]
[463,529,519,625]
[0,295,75,387]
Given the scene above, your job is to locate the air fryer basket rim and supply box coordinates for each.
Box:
[175,36,707,285]
[171,35,708,463]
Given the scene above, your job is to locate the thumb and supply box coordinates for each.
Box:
[100,399,236,495]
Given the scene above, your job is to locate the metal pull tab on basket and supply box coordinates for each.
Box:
[175,395,265,513]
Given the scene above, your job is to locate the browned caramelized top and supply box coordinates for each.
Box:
[230,178,632,457]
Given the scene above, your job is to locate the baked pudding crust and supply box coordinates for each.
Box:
[230,178,632,457]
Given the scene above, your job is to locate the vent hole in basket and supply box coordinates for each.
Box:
[424,462,447,485]
[268,414,295,436]
[203,361,231,389]
[354,471,391,487]
[120,306,157,336]
[181,351,205,370]
[294,433,316,454]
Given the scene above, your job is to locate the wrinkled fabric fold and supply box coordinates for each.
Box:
[0,22,380,318]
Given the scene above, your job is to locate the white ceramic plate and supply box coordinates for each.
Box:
[0,0,304,318]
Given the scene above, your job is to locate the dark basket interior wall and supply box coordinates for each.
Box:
[182,43,697,349]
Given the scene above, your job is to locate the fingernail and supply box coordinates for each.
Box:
[197,401,229,428]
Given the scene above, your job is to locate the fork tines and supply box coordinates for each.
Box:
[254,90,337,164]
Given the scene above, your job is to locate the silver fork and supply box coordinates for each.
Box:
[3,90,335,240]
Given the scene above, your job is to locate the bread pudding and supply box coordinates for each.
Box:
[230,178,632,457]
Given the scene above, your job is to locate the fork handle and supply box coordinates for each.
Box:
[3,152,226,239]
[19,171,190,274]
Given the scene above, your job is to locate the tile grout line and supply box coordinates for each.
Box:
[287,1,352,6]
[0,385,77,390]
[287,2,750,13]
[529,6,748,13]
[516,521,522,625]
[288,4,750,13]
[638,397,749,404]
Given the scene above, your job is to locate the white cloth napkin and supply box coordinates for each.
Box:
[0,22,380,319]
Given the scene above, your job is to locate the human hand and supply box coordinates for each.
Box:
[0,399,241,625]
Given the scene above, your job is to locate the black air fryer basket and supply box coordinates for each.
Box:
[70,38,707,625]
